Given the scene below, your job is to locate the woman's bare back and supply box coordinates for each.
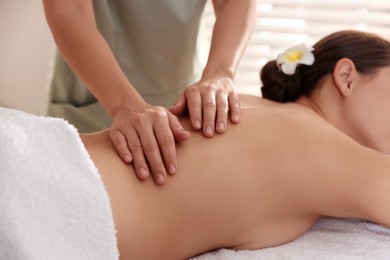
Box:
[81,95,389,259]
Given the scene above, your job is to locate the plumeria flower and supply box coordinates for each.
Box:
[276,44,315,75]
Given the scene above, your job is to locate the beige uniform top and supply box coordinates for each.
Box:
[49,0,208,132]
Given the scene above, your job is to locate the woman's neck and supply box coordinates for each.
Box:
[295,96,390,155]
[295,97,326,119]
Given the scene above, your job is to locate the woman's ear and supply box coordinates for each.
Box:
[332,58,357,97]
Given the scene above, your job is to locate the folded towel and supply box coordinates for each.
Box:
[0,107,118,260]
[193,213,390,259]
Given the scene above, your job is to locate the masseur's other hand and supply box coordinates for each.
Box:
[110,103,190,185]
[169,76,240,137]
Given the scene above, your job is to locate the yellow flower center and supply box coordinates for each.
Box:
[286,50,304,62]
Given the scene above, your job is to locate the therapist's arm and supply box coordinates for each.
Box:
[170,0,256,137]
[42,0,189,185]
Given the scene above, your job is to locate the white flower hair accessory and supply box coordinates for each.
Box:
[276,44,315,75]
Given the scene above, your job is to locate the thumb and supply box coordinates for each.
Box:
[168,93,187,116]
[168,112,190,142]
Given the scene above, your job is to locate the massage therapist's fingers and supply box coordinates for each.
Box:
[154,116,178,176]
[110,104,173,183]
[215,92,229,134]
[124,128,150,180]
[110,124,150,180]
[110,128,133,164]
[228,92,241,124]
[202,84,217,138]
[169,112,190,142]
[137,126,167,185]
[168,92,187,116]
[185,86,203,131]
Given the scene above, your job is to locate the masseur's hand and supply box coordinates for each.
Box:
[169,76,240,137]
[110,103,190,185]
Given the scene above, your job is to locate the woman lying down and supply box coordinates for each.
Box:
[1,30,390,260]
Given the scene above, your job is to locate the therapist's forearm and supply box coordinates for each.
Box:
[202,0,257,81]
[43,0,144,117]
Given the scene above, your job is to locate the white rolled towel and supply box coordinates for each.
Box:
[0,107,118,260]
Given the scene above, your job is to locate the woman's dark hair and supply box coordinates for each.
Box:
[260,30,390,102]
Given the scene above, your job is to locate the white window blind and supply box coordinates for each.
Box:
[202,0,390,96]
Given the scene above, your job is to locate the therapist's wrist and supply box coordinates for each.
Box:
[201,67,235,82]
[107,93,147,118]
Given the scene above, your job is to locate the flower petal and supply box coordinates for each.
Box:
[276,53,286,66]
[299,52,315,66]
[281,62,298,75]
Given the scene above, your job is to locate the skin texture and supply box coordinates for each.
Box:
[42,0,256,185]
[81,66,390,258]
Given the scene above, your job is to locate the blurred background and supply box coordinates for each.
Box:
[0,0,55,115]
[1,0,390,116]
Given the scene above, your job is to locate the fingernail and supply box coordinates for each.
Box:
[156,173,165,184]
[206,126,213,136]
[233,114,239,123]
[217,122,225,131]
[139,168,148,179]
[124,154,131,163]
[168,164,176,174]
[195,120,201,129]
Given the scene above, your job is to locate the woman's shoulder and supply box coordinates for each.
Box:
[238,94,346,146]
[239,94,325,124]
[239,94,320,119]
[239,94,275,109]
